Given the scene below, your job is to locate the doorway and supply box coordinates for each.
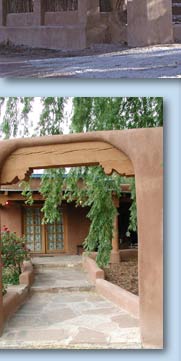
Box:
[23,206,66,254]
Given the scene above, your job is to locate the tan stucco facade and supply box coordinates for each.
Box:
[0,202,90,256]
[127,0,173,46]
[0,0,174,49]
[0,129,163,348]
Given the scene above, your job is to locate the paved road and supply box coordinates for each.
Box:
[0,256,141,349]
[0,44,181,78]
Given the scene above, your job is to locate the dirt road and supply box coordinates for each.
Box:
[0,44,181,78]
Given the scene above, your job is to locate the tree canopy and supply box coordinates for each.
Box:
[0,97,163,266]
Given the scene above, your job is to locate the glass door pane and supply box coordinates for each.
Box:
[46,214,64,252]
[24,207,42,252]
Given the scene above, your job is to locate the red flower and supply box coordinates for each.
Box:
[1,225,9,232]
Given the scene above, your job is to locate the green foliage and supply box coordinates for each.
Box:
[20,180,34,205]
[1,97,18,139]
[126,178,137,235]
[1,226,30,270]
[20,97,34,136]
[0,97,34,139]
[64,166,122,265]
[2,282,7,296]
[82,168,118,267]
[2,265,20,287]
[38,97,65,136]
[71,97,163,132]
[1,225,31,292]
[40,168,65,224]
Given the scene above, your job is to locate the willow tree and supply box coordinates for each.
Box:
[0,97,163,266]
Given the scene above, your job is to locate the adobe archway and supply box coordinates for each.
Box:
[0,128,163,348]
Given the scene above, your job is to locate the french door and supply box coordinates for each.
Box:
[24,206,65,253]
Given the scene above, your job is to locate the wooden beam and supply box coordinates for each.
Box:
[1,141,134,185]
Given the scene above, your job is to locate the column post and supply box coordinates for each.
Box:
[77,0,89,48]
[33,0,45,26]
[0,0,7,26]
[78,0,89,24]
[127,0,173,46]
[110,196,120,263]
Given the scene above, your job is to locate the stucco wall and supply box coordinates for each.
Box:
[0,205,22,236]
[0,0,173,49]
[66,204,90,254]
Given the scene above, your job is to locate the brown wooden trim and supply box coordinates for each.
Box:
[45,206,67,254]
[22,204,68,255]
[62,204,68,253]
[22,204,43,254]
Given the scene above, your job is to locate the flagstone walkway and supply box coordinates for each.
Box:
[0,256,141,349]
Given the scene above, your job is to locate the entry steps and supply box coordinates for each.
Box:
[31,256,95,293]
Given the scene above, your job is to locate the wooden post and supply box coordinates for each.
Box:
[33,0,44,25]
[0,0,7,26]
[110,214,120,263]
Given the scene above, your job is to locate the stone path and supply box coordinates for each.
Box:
[0,44,181,78]
[0,256,141,349]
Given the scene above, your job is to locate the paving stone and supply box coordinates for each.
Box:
[70,327,108,344]
[48,292,91,304]
[111,314,139,328]
[0,256,141,349]
[42,307,76,324]
[109,327,141,344]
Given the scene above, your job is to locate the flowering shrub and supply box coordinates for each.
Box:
[2,265,19,287]
[1,226,30,294]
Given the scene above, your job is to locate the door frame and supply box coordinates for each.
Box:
[22,203,68,255]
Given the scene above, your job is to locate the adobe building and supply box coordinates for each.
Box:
[0,175,136,259]
[0,0,179,50]
[0,129,163,348]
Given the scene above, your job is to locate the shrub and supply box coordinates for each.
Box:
[1,226,30,291]
[2,265,19,286]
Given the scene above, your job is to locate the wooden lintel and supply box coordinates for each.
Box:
[0,141,134,185]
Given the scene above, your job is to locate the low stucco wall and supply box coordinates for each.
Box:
[96,278,139,319]
[3,285,29,323]
[19,260,35,286]
[0,25,86,50]
[82,256,104,283]
[83,256,139,319]
[3,261,34,324]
